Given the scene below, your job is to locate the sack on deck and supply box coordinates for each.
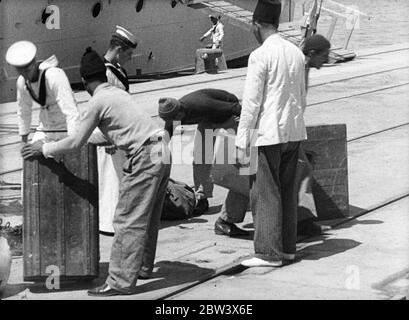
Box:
[161,179,197,220]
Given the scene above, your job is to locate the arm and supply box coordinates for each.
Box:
[235,51,266,149]
[48,68,79,135]
[164,120,176,139]
[304,65,310,92]
[78,102,111,146]
[41,103,100,158]
[16,77,33,139]
[301,63,308,110]
[201,27,212,40]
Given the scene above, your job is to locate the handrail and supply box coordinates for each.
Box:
[325,0,371,19]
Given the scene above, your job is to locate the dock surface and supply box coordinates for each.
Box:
[1,43,409,300]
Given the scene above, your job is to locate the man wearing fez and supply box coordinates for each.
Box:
[236,0,307,267]
[5,41,79,147]
[297,34,332,236]
[98,26,138,235]
[22,48,171,296]
[303,33,331,89]
[158,89,250,237]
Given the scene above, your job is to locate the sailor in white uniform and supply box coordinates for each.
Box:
[103,26,137,92]
[5,41,79,147]
[200,15,224,49]
[98,26,138,234]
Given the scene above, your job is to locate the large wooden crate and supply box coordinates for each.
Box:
[23,144,99,282]
[302,124,349,220]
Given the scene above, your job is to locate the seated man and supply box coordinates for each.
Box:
[200,15,224,49]
[197,15,227,72]
[158,89,249,237]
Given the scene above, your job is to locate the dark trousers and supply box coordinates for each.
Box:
[250,141,300,260]
[193,117,247,223]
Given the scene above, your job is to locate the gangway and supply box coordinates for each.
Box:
[185,0,369,63]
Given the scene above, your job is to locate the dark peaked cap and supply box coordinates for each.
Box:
[253,0,282,25]
[80,47,106,80]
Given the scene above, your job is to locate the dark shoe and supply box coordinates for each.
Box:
[193,198,209,215]
[298,220,331,236]
[87,283,125,297]
[214,218,250,237]
[283,253,296,261]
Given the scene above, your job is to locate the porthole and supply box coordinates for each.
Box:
[92,2,102,18]
[41,7,52,24]
[136,0,144,12]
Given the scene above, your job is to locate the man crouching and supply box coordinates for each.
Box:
[22,48,171,296]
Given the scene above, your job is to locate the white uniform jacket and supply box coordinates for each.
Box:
[16,55,79,138]
[203,22,224,48]
[236,33,307,149]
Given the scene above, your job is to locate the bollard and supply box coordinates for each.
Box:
[195,48,227,74]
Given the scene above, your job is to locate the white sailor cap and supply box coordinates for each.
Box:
[5,41,37,67]
[112,25,137,48]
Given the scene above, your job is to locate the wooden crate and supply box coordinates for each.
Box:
[303,124,349,220]
[23,144,99,282]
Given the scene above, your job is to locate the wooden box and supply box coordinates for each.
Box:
[23,144,99,281]
[302,124,349,220]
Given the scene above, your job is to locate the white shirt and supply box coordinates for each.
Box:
[236,33,307,149]
[16,55,79,136]
[43,83,162,158]
[106,68,127,92]
[203,22,224,48]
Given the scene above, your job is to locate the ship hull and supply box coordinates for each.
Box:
[0,0,295,102]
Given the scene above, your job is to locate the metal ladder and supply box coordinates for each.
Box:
[184,1,320,48]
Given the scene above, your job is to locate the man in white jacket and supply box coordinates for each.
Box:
[5,41,79,147]
[236,1,307,267]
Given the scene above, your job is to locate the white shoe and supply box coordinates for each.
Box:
[283,253,295,261]
[241,257,283,267]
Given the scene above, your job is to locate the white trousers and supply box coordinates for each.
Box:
[97,147,123,234]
